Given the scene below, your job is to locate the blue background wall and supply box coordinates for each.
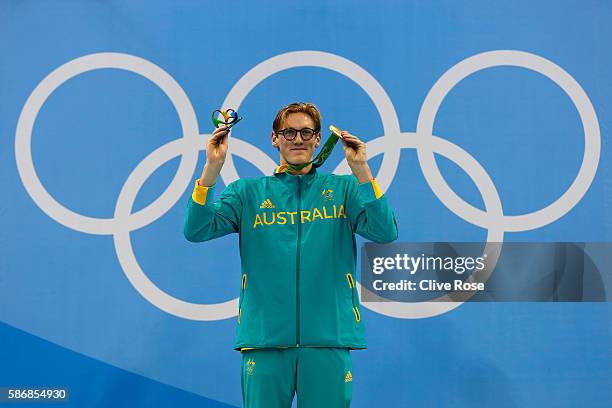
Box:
[1,1,610,406]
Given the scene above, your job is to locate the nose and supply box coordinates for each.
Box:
[292,133,305,144]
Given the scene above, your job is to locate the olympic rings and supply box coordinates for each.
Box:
[15,50,600,320]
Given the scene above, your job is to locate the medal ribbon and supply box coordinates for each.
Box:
[279,125,344,173]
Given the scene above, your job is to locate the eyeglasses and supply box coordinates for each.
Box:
[275,128,318,141]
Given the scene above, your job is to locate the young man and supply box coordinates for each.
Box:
[184,103,398,407]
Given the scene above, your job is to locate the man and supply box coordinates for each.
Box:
[184,102,398,407]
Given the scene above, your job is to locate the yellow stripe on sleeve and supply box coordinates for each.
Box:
[192,179,210,205]
[371,178,383,199]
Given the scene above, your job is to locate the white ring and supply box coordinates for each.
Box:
[220,51,402,191]
[416,50,600,232]
[113,136,277,320]
[349,133,504,318]
[15,53,200,235]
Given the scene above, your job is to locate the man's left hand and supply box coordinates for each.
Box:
[340,130,373,182]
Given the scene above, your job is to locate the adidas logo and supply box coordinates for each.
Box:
[345,370,352,383]
[259,198,275,209]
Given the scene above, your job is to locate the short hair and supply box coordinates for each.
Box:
[272,102,322,133]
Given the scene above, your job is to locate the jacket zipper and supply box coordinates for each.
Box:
[296,175,302,347]
[347,273,361,322]
[238,273,246,324]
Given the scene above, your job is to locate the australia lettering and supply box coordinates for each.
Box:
[253,205,346,229]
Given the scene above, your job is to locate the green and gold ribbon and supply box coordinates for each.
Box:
[280,125,344,173]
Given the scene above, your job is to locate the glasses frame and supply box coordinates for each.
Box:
[275,127,319,141]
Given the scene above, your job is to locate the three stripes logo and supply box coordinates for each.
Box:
[345,370,353,383]
[259,198,275,209]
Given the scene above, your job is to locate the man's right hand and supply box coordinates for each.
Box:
[206,124,230,166]
[198,125,230,187]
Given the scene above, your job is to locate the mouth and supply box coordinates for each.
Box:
[290,148,308,151]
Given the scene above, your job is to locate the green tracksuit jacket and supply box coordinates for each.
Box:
[183,165,398,351]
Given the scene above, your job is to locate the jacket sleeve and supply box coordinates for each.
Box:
[345,176,399,244]
[183,179,242,242]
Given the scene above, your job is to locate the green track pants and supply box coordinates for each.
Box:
[241,347,353,407]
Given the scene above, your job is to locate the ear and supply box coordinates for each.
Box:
[315,132,321,148]
[271,131,280,150]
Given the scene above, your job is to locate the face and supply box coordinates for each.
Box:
[272,112,321,166]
